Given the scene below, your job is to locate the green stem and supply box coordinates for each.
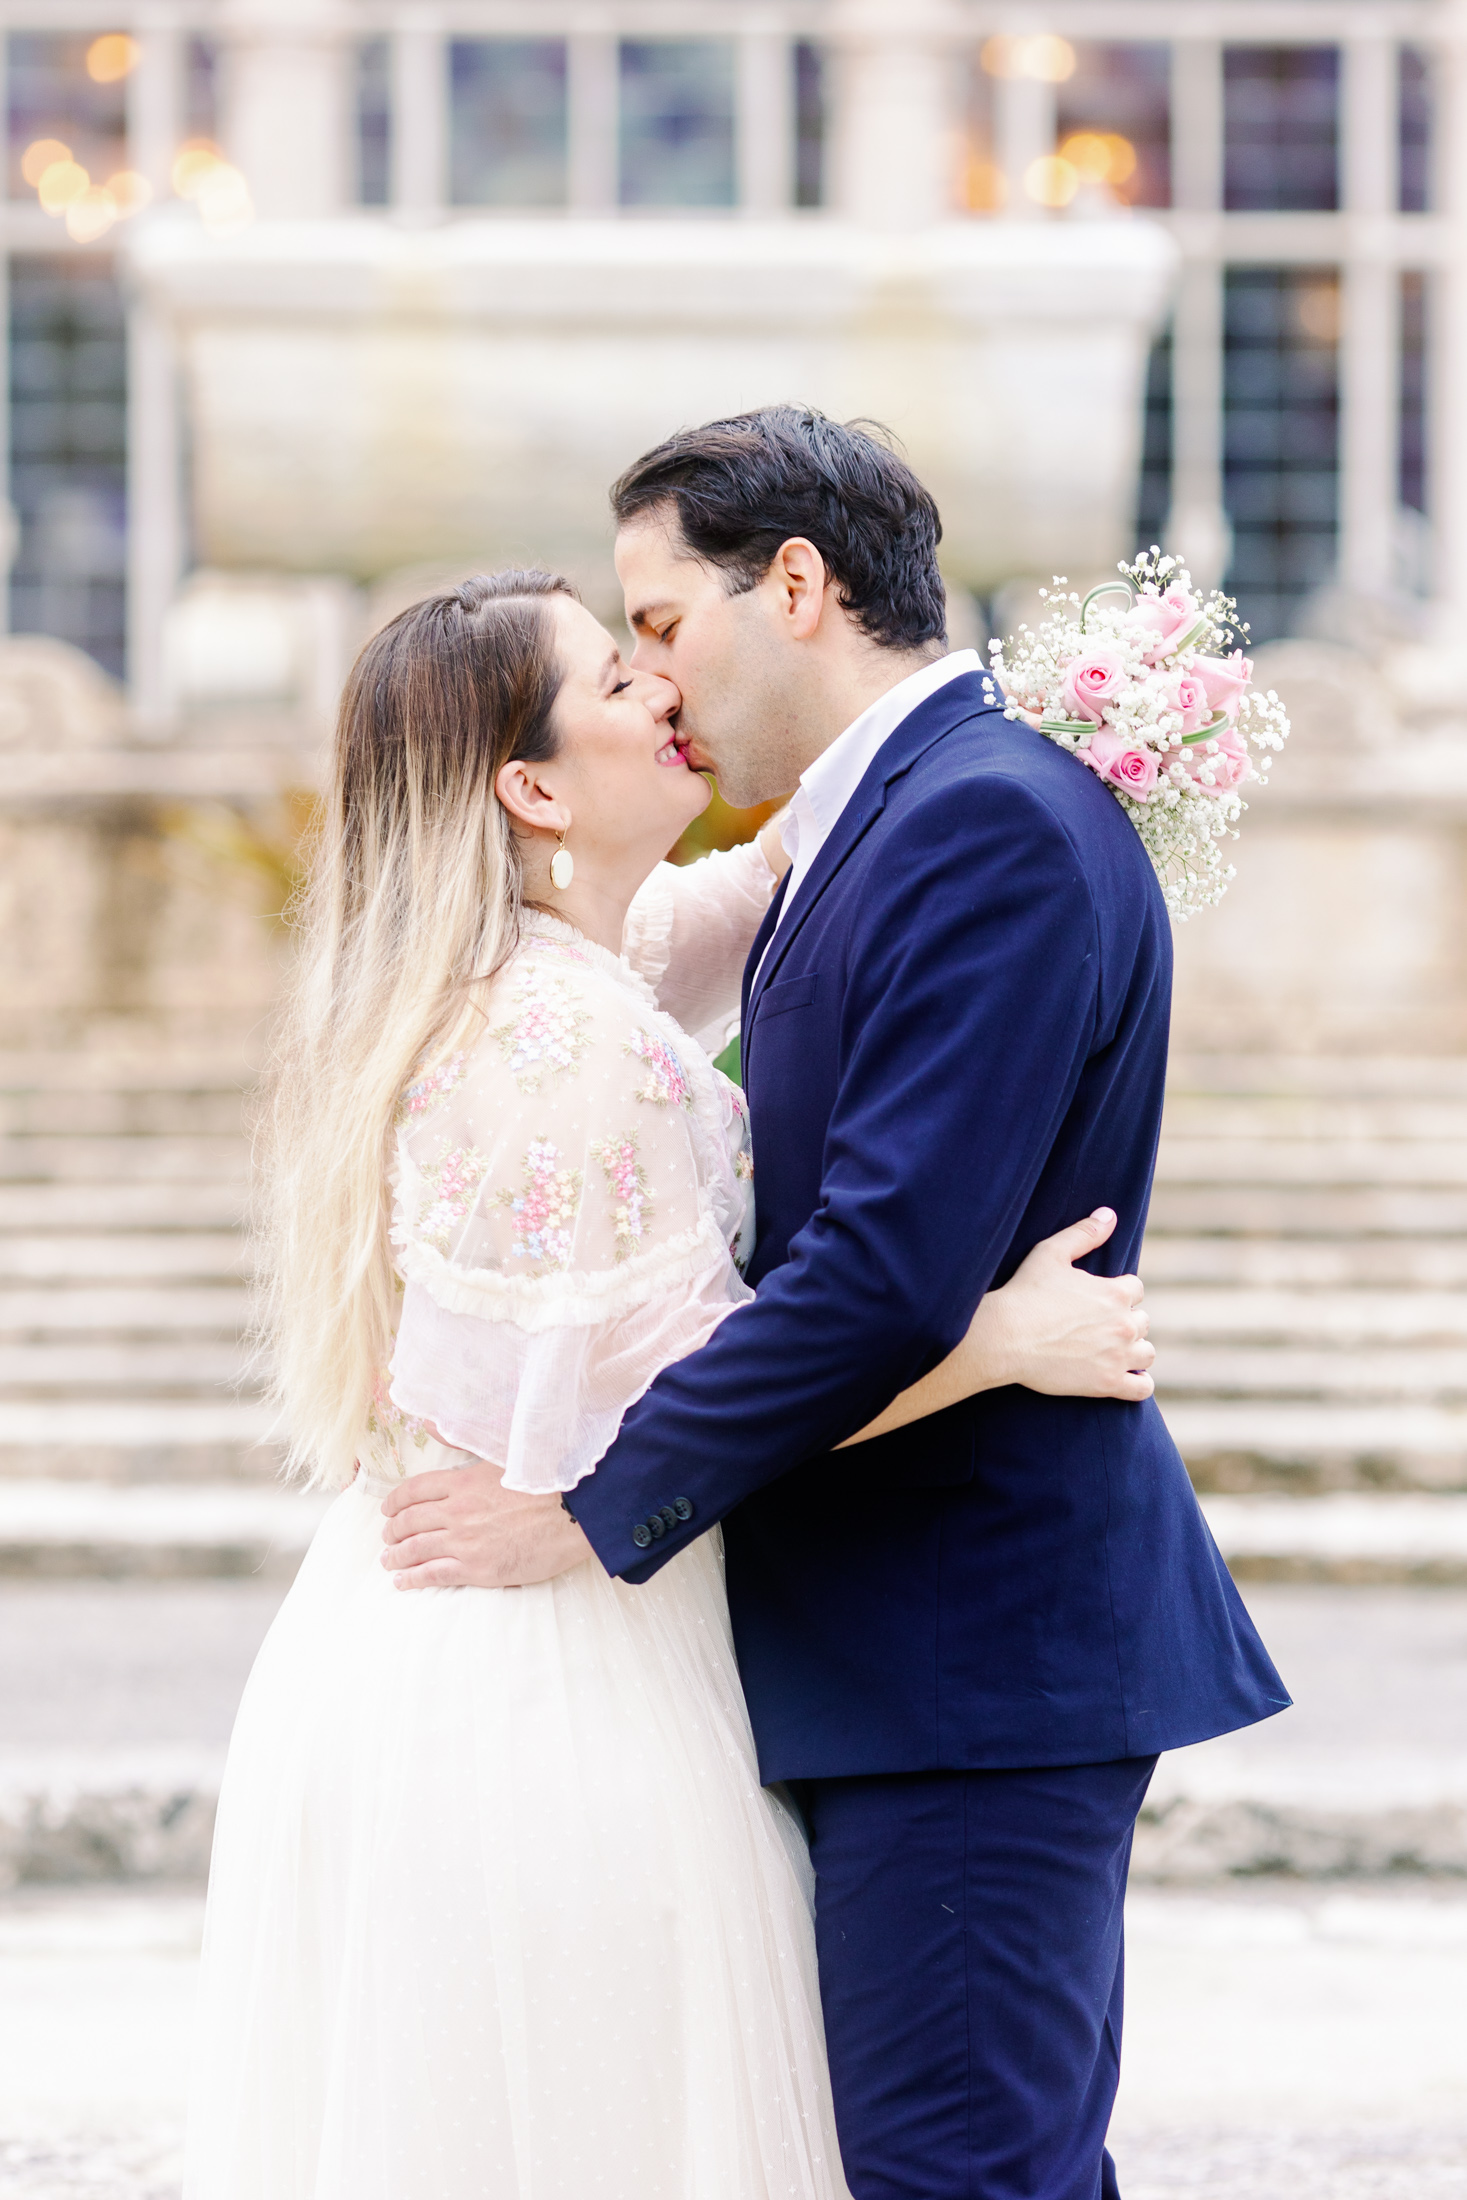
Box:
[1079,579,1137,633]
[1039,716,1102,737]
[1181,712,1232,744]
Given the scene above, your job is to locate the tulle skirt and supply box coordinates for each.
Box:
[183,1478,849,2200]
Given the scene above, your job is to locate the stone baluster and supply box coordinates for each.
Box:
[217,0,355,220]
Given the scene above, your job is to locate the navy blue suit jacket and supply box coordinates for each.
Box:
[570,675,1288,1784]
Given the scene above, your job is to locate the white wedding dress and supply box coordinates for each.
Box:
[184,845,852,2200]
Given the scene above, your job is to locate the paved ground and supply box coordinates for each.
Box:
[0,1882,1462,2198]
[1,1583,1464,2194]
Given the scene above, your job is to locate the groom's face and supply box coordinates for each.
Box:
[615,511,798,810]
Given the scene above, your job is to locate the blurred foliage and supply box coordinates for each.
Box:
[158,790,321,922]
[672,783,785,864]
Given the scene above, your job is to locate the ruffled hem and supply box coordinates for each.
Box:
[392,1204,743,1331]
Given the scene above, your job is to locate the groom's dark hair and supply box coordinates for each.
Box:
[610,406,947,651]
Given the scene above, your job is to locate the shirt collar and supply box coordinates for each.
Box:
[798,649,983,841]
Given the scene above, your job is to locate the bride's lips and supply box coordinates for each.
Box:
[655,732,695,769]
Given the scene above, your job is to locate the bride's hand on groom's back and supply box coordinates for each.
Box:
[985,1210,1155,1402]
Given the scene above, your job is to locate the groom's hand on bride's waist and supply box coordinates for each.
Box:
[379,1461,593,1590]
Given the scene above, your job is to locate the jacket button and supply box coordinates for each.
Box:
[672,1497,694,1522]
[647,1514,666,1539]
[631,1524,652,1550]
[657,1503,679,1530]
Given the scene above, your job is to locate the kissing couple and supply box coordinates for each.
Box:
[186,408,1287,2199]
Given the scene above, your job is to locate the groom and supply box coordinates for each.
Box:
[384,408,1288,2196]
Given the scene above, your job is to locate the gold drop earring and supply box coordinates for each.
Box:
[550,830,574,891]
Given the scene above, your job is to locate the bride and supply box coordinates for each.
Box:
[184,570,1156,2199]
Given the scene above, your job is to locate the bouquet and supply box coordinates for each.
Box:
[987,549,1290,918]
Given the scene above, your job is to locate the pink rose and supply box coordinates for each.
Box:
[1062,647,1128,725]
[1161,670,1208,737]
[1124,585,1198,664]
[1192,649,1252,719]
[1185,720,1251,796]
[1083,728,1160,801]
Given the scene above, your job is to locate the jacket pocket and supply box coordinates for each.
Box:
[757,972,818,1021]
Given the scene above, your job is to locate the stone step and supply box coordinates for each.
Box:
[0,1138,246,1185]
[1162,1095,1467,1140]
[0,1184,245,1230]
[1155,1139,1467,1186]
[0,1234,246,1282]
[1139,1234,1467,1287]
[1156,1345,1467,1402]
[1145,1184,1467,1235]
[0,1088,245,1136]
[0,1479,318,1579]
[1166,1054,1467,1098]
[0,1341,251,1392]
[0,1286,251,1338]
[1146,1287,1467,1342]
[1164,1401,1467,1490]
[0,1481,1460,1582]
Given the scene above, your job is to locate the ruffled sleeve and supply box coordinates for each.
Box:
[622,837,779,1049]
[385,930,750,1492]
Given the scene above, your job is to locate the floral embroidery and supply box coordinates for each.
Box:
[496,1138,583,1268]
[591,1132,652,1261]
[418,1145,491,1254]
[626,1028,692,1109]
[398,1050,467,1124]
[526,933,590,967]
[734,1148,754,1182]
[367,1370,429,1450]
[491,966,593,1093]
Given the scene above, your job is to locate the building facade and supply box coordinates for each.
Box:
[0,0,1461,707]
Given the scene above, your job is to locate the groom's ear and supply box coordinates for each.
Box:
[495,758,568,835]
[769,538,829,642]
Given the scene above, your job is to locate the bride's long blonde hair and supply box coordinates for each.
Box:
[258,569,577,1488]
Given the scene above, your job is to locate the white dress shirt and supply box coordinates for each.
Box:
[766,649,984,958]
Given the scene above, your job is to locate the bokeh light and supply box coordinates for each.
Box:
[1058,132,1139,189]
[965,156,1008,213]
[86,33,141,85]
[37,159,91,215]
[21,139,71,189]
[107,171,155,217]
[65,186,119,243]
[981,36,1076,84]
[1024,154,1080,208]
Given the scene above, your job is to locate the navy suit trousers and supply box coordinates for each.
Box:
[788,1756,1158,2199]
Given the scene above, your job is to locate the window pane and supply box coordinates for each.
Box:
[1400,45,1432,214]
[1224,47,1339,213]
[8,31,128,202]
[1401,271,1428,518]
[450,40,567,208]
[1057,44,1171,209]
[358,38,392,207]
[796,42,826,209]
[1136,327,1173,550]
[620,41,735,209]
[1224,268,1339,644]
[187,36,220,142]
[9,256,128,679]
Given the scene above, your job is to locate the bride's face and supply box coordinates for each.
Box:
[541,598,712,864]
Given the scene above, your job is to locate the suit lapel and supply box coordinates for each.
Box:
[744,673,995,1050]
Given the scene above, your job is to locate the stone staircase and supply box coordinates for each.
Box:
[1149,1057,1467,1501]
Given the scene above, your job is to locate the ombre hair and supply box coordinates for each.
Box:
[258,569,577,1488]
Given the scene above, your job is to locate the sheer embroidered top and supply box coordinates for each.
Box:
[372,839,777,1493]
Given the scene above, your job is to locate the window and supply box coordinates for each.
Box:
[358,38,392,207]
[620,42,735,209]
[1224,48,1339,214]
[8,31,129,204]
[9,257,128,678]
[1399,46,1433,215]
[1136,328,1173,553]
[1057,45,1171,210]
[450,40,568,208]
[795,43,826,209]
[1224,269,1340,644]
